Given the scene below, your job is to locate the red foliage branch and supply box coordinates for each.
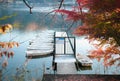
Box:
[55,0,120,66]
[55,9,84,21]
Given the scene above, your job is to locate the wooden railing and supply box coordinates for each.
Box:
[52,32,76,64]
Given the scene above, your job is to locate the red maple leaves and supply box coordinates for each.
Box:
[55,9,83,21]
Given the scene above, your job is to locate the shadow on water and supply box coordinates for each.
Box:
[75,62,92,71]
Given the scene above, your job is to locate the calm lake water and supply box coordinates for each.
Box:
[0,3,120,81]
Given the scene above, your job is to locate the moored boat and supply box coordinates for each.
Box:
[76,54,93,66]
[26,49,53,57]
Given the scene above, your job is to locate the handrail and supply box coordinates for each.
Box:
[53,32,75,56]
[66,32,75,56]
[52,31,76,67]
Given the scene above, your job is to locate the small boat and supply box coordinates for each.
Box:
[26,49,53,57]
[76,54,93,66]
[27,45,53,49]
[27,47,54,50]
[30,43,54,46]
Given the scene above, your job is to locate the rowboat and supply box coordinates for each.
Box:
[26,50,53,57]
[27,47,54,50]
[76,54,93,66]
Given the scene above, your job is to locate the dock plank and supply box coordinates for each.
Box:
[26,30,54,57]
[57,62,77,74]
[55,55,76,63]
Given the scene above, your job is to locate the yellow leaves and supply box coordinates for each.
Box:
[13,22,21,28]
[105,21,111,24]
[5,24,12,29]
[0,24,13,34]
[0,42,19,48]
[0,28,6,34]
[0,16,11,20]
[0,13,17,21]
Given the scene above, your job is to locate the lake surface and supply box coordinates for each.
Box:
[0,3,120,81]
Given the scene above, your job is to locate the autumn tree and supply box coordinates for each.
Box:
[55,0,120,66]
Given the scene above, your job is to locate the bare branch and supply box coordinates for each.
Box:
[23,0,33,14]
[58,0,64,9]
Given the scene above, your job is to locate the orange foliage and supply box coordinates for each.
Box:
[55,0,120,67]
[0,24,12,34]
[89,45,120,66]
[73,24,90,36]
[0,24,19,68]
[0,42,19,48]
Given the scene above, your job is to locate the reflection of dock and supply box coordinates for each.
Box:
[52,32,77,74]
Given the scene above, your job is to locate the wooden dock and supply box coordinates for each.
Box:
[26,30,55,57]
[26,31,78,74]
[57,62,77,74]
[52,31,77,74]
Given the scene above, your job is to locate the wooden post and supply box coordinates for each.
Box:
[64,37,66,54]
[74,37,76,58]
[52,32,56,68]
